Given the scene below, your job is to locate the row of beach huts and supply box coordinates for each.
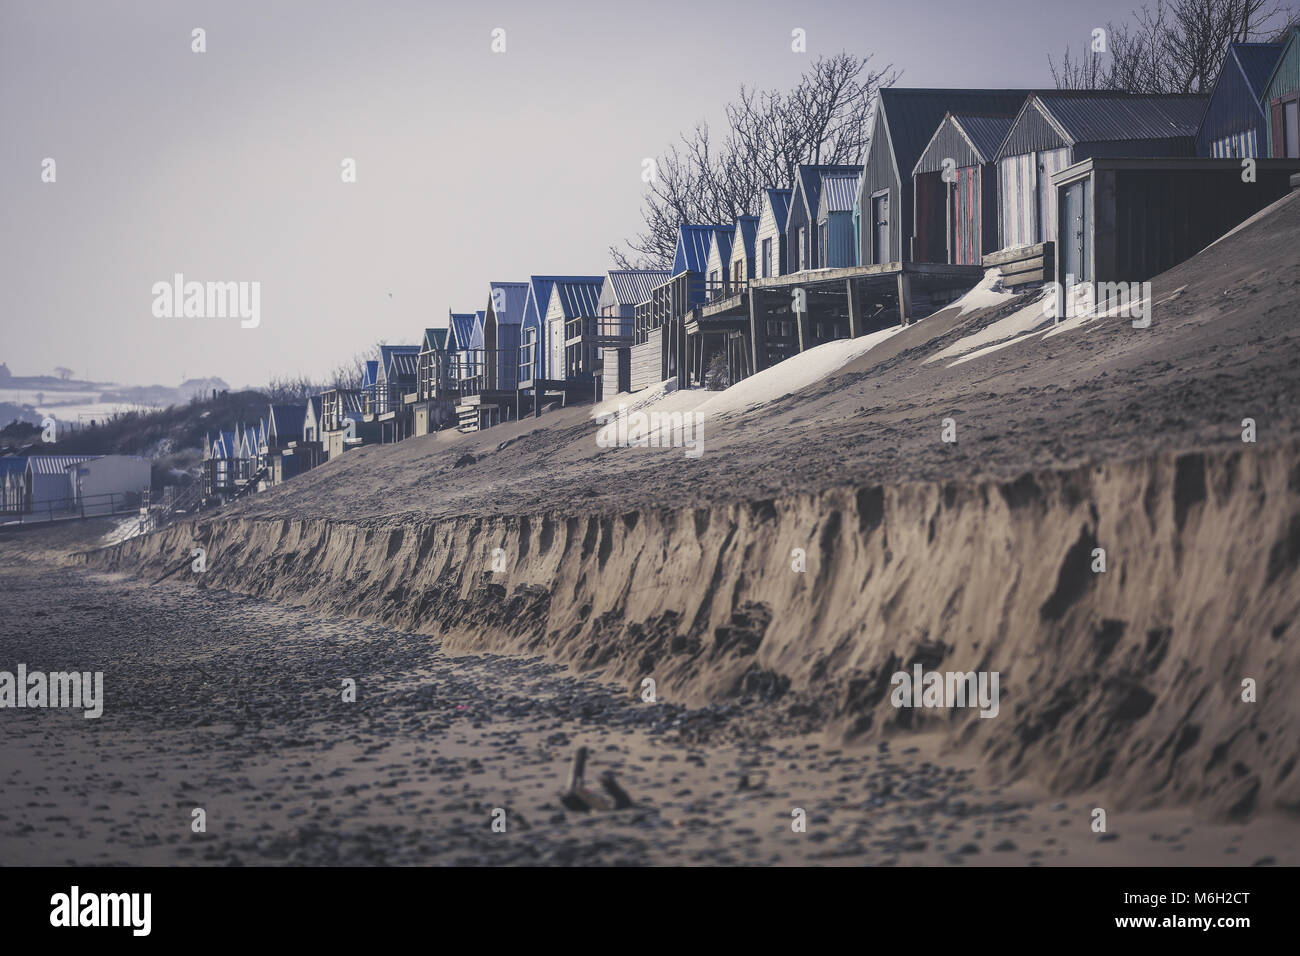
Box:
[203,35,1300,502]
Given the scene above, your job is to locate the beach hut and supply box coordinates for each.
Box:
[545,278,605,391]
[482,281,530,392]
[594,269,668,402]
[728,215,760,287]
[375,344,420,441]
[1050,156,1300,312]
[912,112,1017,265]
[446,311,478,390]
[1196,41,1285,157]
[319,388,368,459]
[787,164,862,272]
[64,455,150,516]
[1263,26,1300,157]
[413,327,456,436]
[703,224,736,301]
[857,89,1032,266]
[993,93,1206,254]
[816,172,862,268]
[0,457,26,514]
[754,188,792,279]
[265,404,307,485]
[23,455,96,515]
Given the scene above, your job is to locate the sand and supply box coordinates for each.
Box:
[3,537,1295,865]
[9,182,1300,865]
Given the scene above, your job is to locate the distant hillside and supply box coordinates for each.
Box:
[0,388,272,460]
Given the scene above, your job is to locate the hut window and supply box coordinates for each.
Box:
[762,238,772,277]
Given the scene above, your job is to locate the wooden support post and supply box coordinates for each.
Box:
[846,278,862,338]
[749,287,769,374]
[897,271,914,326]
[796,291,810,353]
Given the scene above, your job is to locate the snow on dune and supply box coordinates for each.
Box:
[928,289,1054,365]
[590,324,904,424]
[946,269,1018,316]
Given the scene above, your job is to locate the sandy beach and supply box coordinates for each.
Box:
[3,522,1297,866]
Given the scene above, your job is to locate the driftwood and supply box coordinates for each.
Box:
[559,746,633,812]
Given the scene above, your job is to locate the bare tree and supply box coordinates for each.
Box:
[264,375,324,402]
[54,366,73,381]
[1050,0,1291,93]
[612,53,897,268]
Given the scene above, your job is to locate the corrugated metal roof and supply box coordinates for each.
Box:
[551,278,604,318]
[269,404,307,438]
[1038,94,1207,143]
[378,344,419,371]
[487,281,530,326]
[709,227,735,269]
[819,173,860,214]
[673,224,727,274]
[604,269,670,307]
[1234,42,1285,101]
[0,457,26,476]
[422,327,449,352]
[361,360,379,388]
[1261,27,1300,101]
[448,312,477,351]
[955,114,1016,161]
[765,187,792,231]
[27,455,98,475]
[732,216,759,259]
[387,352,419,379]
[876,89,1033,178]
[794,164,862,220]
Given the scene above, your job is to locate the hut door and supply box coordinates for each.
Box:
[871,190,890,264]
[1036,148,1070,244]
[1286,100,1299,158]
[549,316,565,382]
[1061,179,1090,283]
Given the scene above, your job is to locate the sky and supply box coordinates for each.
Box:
[0,0,1142,388]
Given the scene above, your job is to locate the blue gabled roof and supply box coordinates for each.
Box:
[550,278,604,318]
[733,215,759,259]
[487,281,530,326]
[421,327,449,352]
[709,227,735,270]
[0,457,27,477]
[378,344,420,374]
[673,224,728,274]
[361,360,379,388]
[269,404,307,440]
[469,311,486,349]
[1233,41,1286,103]
[448,312,477,352]
[765,187,793,232]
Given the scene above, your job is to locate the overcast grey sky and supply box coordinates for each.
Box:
[1,0,1140,388]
